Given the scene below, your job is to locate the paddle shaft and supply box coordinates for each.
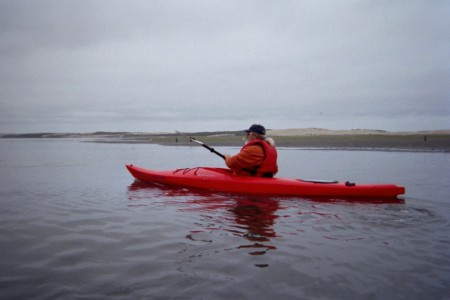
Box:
[176,131,225,160]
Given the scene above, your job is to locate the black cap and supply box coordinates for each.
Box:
[244,124,266,135]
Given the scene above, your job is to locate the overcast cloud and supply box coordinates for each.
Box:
[0,0,449,133]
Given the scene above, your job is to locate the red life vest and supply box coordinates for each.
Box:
[242,139,278,177]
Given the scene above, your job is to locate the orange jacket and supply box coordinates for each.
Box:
[225,140,278,177]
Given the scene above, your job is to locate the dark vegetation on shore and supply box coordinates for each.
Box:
[1,130,449,152]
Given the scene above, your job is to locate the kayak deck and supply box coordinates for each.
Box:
[126,164,405,199]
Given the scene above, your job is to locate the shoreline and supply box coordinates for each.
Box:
[2,129,449,152]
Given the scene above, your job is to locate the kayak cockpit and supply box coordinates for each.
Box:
[173,167,233,176]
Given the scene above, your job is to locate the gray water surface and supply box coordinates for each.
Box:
[0,139,449,299]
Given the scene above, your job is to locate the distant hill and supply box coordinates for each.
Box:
[267,128,450,136]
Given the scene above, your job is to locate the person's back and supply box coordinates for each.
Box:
[224,124,278,177]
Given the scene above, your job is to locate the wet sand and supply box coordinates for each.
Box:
[101,130,450,152]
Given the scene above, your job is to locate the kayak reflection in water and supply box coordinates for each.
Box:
[232,198,279,241]
[232,198,279,260]
[127,181,279,253]
[224,124,279,178]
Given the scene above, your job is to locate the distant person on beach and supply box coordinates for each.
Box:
[224,124,278,177]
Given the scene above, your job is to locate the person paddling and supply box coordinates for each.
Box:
[224,124,278,177]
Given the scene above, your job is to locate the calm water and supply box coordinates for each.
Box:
[0,139,449,299]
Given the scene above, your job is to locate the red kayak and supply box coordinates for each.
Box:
[126,164,405,198]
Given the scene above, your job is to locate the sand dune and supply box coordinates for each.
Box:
[267,128,450,136]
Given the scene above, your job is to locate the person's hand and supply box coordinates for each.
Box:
[224,154,231,160]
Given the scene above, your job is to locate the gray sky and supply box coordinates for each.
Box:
[1,0,449,133]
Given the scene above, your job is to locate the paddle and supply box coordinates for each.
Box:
[176,130,225,159]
